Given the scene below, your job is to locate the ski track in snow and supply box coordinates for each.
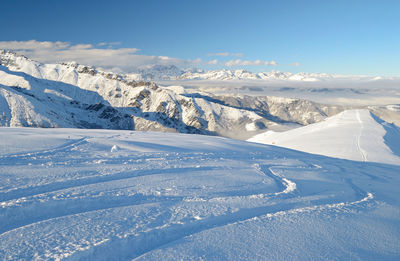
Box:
[66,164,373,261]
[0,162,293,237]
[0,166,219,203]
[0,130,386,260]
[356,110,368,162]
[0,137,89,162]
[130,165,373,261]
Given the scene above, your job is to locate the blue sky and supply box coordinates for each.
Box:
[1,0,399,75]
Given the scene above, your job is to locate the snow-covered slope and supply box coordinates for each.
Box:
[0,50,345,139]
[0,127,399,260]
[249,109,400,165]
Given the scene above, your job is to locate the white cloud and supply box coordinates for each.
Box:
[0,40,200,73]
[0,40,71,50]
[270,60,278,66]
[97,42,121,47]
[225,59,278,67]
[207,52,243,57]
[190,58,203,64]
[0,40,281,72]
[288,62,301,66]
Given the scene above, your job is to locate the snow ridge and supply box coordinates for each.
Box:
[249,109,400,165]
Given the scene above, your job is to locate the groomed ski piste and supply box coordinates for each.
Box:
[0,122,400,260]
[249,109,400,165]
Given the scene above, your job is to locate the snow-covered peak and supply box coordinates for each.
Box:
[0,50,30,64]
[138,64,185,81]
[248,109,400,165]
[0,49,153,87]
[159,68,336,81]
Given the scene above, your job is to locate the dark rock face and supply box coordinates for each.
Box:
[77,66,96,76]
[86,103,105,111]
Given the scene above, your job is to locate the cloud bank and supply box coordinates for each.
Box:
[225,59,277,67]
[207,52,243,57]
[0,40,201,73]
[0,40,283,72]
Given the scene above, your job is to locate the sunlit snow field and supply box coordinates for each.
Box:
[249,109,400,165]
[0,127,399,260]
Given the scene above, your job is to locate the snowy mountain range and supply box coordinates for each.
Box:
[0,50,346,139]
[178,69,331,81]
[136,64,332,82]
[133,63,394,83]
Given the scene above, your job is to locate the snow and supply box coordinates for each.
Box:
[0,127,399,260]
[248,109,400,165]
[177,69,335,82]
[4,51,323,138]
[245,122,257,131]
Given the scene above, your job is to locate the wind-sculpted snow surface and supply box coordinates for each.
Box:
[0,128,399,260]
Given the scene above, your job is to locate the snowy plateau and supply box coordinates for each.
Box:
[0,50,400,260]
